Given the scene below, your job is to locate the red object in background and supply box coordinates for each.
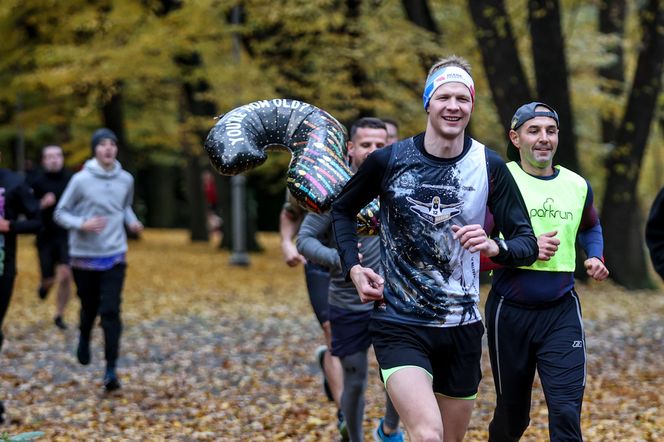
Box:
[202,171,217,208]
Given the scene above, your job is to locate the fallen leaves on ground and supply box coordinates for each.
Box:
[0,230,662,441]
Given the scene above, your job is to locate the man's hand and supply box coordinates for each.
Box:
[281,241,306,267]
[40,192,56,209]
[584,257,609,281]
[0,218,10,233]
[452,224,499,257]
[349,264,384,303]
[81,216,107,233]
[128,221,144,234]
[537,231,560,261]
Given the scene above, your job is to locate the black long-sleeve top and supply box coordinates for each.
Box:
[0,168,41,274]
[331,134,537,327]
[30,169,72,241]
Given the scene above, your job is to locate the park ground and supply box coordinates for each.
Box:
[0,230,662,441]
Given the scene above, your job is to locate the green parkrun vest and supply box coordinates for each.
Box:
[507,162,587,272]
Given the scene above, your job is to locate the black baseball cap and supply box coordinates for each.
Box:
[506,102,559,161]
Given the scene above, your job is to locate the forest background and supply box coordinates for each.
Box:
[1,0,663,289]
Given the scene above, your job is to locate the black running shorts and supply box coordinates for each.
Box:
[369,318,484,398]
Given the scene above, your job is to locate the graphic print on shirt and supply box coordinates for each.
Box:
[407,196,463,225]
[376,138,488,327]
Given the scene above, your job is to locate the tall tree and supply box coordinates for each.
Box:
[345,0,376,116]
[101,81,134,171]
[468,0,532,131]
[470,0,580,171]
[528,0,579,172]
[401,0,442,76]
[176,52,216,242]
[601,0,664,289]
[402,0,440,34]
[598,0,626,144]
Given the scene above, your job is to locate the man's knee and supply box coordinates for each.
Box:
[343,372,367,395]
[408,424,443,442]
[99,306,121,322]
[57,265,72,282]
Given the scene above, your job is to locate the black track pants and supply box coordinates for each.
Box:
[485,290,586,442]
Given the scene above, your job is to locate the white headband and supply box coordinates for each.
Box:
[422,66,475,110]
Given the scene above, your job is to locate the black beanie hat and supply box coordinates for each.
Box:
[91,128,118,155]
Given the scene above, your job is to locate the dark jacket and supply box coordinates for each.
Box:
[29,168,72,242]
[0,169,41,274]
[646,187,664,280]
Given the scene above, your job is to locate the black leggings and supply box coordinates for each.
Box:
[73,263,126,368]
[341,349,400,441]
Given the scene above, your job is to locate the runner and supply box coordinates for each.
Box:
[331,55,538,441]
[55,128,143,391]
[298,117,403,441]
[30,145,73,329]
[485,102,609,441]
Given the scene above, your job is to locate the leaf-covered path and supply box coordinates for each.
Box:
[1,231,662,441]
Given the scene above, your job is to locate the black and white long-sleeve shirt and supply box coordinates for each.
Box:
[332,134,537,327]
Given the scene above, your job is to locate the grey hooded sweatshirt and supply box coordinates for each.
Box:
[54,158,138,258]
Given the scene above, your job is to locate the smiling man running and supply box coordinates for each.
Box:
[331,55,538,442]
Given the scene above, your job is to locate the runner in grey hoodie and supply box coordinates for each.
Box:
[54,128,143,392]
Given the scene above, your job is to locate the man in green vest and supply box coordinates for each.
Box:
[485,102,609,441]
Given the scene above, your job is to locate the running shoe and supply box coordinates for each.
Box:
[337,409,349,441]
[54,316,68,330]
[38,286,48,300]
[76,336,90,365]
[373,417,404,442]
[103,368,121,392]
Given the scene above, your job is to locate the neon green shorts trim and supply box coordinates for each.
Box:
[435,391,478,400]
[381,365,433,387]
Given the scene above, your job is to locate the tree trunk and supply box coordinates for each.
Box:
[346,0,376,117]
[186,155,209,241]
[402,0,439,34]
[468,0,532,133]
[598,0,626,144]
[101,82,141,239]
[528,0,579,173]
[176,52,217,242]
[601,0,664,289]
[401,0,441,77]
[101,82,134,173]
[143,164,177,228]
